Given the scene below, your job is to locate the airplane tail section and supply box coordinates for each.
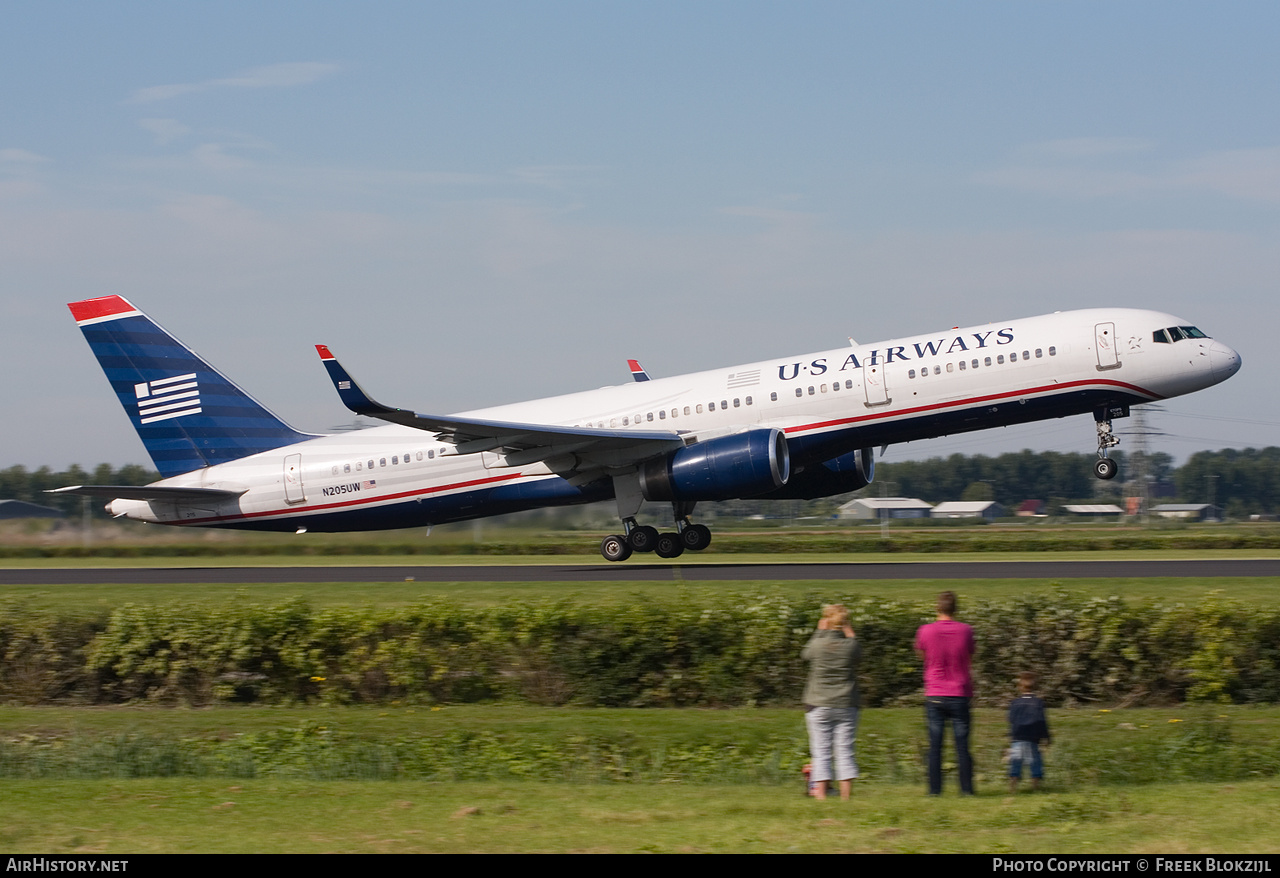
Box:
[69,296,316,478]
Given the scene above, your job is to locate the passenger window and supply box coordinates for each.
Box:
[769,393,777,402]
[623,417,629,425]
[795,388,802,398]
[392,456,398,465]
[958,361,966,371]
[734,398,741,407]
[934,365,941,375]
[1035,348,1043,358]
[416,452,423,461]
[946,363,954,373]
[368,460,375,469]
[379,458,386,467]
[1049,346,1057,356]
[909,369,916,379]
[684,406,690,416]
[697,404,704,413]
[428,450,435,459]
[709,401,716,411]
[820,384,827,393]
[745,396,752,405]
[997,355,1004,364]
[984,357,992,367]
[647,412,654,422]
[331,465,339,475]
[1010,352,1017,362]
[1023,351,1030,360]
[344,463,351,473]
[356,462,362,471]
[721,399,728,408]
[659,410,665,419]
[845,380,853,389]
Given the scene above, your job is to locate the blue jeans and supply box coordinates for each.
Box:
[925,696,973,794]
[1008,741,1043,779]
[805,706,859,783]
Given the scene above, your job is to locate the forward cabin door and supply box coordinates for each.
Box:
[863,363,890,406]
[1095,322,1120,370]
[283,453,306,504]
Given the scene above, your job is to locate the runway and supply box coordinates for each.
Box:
[2,558,1278,584]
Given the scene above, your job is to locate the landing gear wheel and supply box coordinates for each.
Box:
[680,524,712,551]
[628,525,659,553]
[655,532,685,559]
[600,534,633,562]
[1094,457,1118,480]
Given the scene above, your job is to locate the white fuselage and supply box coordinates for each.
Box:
[109,307,1240,531]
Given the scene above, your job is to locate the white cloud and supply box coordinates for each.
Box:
[976,143,1280,203]
[128,62,340,104]
[138,118,191,145]
[1021,137,1155,159]
[0,148,51,163]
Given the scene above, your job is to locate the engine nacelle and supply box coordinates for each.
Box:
[639,428,790,501]
[756,447,874,500]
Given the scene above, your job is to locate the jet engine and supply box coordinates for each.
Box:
[758,446,874,500]
[639,428,790,501]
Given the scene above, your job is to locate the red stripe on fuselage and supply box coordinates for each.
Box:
[783,378,1161,436]
[173,471,529,526]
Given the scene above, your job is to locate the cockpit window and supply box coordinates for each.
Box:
[1155,326,1209,343]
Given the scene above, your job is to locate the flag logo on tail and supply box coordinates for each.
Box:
[135,373,202,424]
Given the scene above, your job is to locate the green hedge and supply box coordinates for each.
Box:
[2,593,1278,707]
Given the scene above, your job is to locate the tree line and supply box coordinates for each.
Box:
[3,447,1280,522]
[0,464,157,519]
[873,448,1279,517]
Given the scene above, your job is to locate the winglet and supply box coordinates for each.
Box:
[628,359,651,382]
[315,345,405,419]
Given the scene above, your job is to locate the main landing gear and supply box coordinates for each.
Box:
[599,500,713,562]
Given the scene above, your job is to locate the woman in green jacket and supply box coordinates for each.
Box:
[802,604,862,800]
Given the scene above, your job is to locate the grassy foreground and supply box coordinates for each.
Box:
[4,777,1279,853]
[2,705,1279,852]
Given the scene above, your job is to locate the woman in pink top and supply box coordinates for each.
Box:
[914,591,975,795]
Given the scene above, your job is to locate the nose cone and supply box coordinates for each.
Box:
[1209,341,1242,382]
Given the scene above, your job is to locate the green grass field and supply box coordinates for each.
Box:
[2,705,1279,852]
[2,575,1277,613]
[6,777,1280,853]
[1,536,1278,853]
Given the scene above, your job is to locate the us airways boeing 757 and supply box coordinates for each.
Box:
[54,296,1241,561]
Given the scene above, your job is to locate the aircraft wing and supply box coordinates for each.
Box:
[315,346,686,473]
[47,485,247,502]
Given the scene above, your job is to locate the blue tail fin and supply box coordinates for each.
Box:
[69,296,316,478]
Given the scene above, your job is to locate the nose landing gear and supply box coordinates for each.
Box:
[1093,405,1126,481]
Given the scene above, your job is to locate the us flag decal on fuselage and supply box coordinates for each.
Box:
[135,373,202,424]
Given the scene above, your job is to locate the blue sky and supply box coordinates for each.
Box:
[3,2,1278,469]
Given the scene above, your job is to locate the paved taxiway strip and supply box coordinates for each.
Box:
[2,559,1278,584]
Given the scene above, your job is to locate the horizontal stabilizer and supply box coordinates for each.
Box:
[48,485,247,503]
